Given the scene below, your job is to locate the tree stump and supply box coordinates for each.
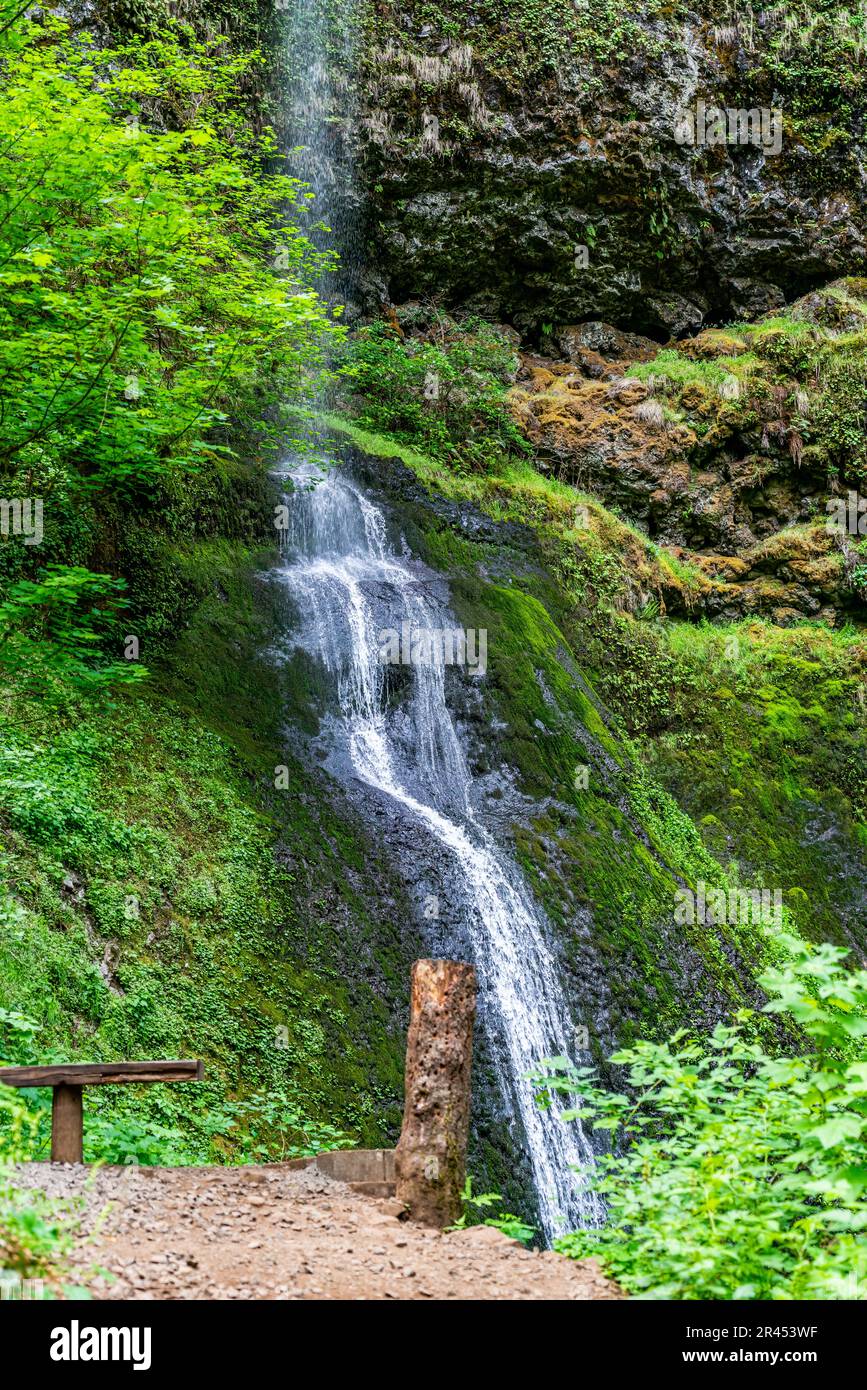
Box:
[395,959,477,1227]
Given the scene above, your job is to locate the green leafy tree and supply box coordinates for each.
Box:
[0,10,338,496]
[0,566,145,701]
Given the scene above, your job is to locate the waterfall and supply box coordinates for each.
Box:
[282,0,362,316]
[278,2,602,1240]
[275,463,602,1238]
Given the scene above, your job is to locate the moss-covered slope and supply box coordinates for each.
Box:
[0,455,421,1162]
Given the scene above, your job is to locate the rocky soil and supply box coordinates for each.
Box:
[15,1163,622,1301]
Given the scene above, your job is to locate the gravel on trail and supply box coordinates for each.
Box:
[14,1162,622,1301]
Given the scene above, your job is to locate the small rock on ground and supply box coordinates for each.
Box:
[14,1163,622,1302]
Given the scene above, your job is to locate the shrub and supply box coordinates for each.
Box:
[341,316,528,472]
[532,931,867,1299]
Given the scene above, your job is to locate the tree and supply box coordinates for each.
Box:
[0,9,339,496]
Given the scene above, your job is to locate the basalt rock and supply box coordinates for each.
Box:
[357,4,867,334]
[506,283,867,621]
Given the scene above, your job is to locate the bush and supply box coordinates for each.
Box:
[341,316,528,472]
[533,931,867,1299]
[203,1091,352,1163]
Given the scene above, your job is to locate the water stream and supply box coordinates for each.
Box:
[279,0,601,1240]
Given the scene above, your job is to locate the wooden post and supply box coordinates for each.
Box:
[51,1084,83,1163]
[395,959,476,1227]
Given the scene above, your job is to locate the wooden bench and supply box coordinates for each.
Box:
[0,1060,204,1163]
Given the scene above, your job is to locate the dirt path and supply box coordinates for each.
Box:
[16,1162,621,1301]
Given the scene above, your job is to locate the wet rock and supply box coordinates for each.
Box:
[357,16,866,330]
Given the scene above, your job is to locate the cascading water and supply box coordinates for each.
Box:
[281,0,362,314]
[278,0,602,1240]
[275,462,602,1239]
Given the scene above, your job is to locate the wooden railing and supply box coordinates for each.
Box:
[0,1060,204,1162]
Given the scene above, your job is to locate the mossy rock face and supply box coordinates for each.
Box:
[335,424,867,976]
[0,668,423,1157]
[496,284,867,625]
[213,440,737,1216]
[356,4,867,333]
[8,0,867,1212]
[0,441,425,1167]
[342,442,785,1035]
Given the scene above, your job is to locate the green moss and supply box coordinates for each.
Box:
[0,668,417,1156]
[632,350,736,391]
[647,619,867,950]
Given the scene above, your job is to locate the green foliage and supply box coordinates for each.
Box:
[0,0,861,1272]
[321,414,855,1068]
[635,596,661,623]
[0,567,145,703]
[76,1091,350,1165]
[203,1091,352,1163]
[0,1001,354,1166]
[340,316,528,473]
[0,1174,76,1289]
[449,1175,537,1246]
[0,7,385,1176]
[632,287,867,486]
[632,349,737,393]
[533,933,867,1299]
[0,11,336,500]
[0,664,411,1166]
[810,340,867,480]
[744,0,866,142]
[0,1005,41,1061]
[648,618,867,950]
